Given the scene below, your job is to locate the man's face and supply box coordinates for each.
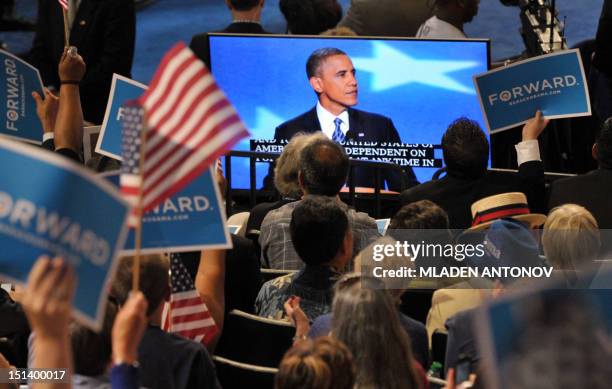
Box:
[462,0,480,23]
[309,54,358,115]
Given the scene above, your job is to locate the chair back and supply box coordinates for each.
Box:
[213,355,277,389]
[215,309,294,367]
[260,268,296,283]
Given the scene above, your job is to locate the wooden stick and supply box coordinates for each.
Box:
[62,9,70,47]
[132,111,147,292]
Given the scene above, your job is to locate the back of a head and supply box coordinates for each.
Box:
[275,132,327,198]
[228,0,261,11]
[290,196,348,266]
[111,254,170,316]
[596,117,612,167]
[279,0,342,35]
[299,138,348,196]
[331,275,418,389]
[70,301,118,376]
[542,204,601,271]
[390,200,450,230]
[275,337,355,389]
[442,117,489,177]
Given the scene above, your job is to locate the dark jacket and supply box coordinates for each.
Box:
[190,22,269,69]
[273,107,418,191]
[400,161,545,230]
[29,0,136,124]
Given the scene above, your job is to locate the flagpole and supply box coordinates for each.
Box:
[132,112,147,292]
[62,9,70,47]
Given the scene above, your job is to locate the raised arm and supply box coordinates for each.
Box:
[21,256,76,389]
[54,48,86,158]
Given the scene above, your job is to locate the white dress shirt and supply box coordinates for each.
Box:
[416,16,467,39]
[316,101,350,140]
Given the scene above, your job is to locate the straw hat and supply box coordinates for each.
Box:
[468,192,546,231]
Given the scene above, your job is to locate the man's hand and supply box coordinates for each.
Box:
[21,256,76,341]
[522,110,550,141]
[284,296,310,341]
[32,88,59,134]
[215,159,227,199]
[112,291,148,365]
[58,47,86,82]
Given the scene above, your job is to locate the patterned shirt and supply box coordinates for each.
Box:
[259,196,381,270]
[254,265,341,321]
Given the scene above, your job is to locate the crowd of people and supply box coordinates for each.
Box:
[2,0,612,389]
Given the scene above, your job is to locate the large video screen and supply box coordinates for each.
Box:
[208,34,490,189]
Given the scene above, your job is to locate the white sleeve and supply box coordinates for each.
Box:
[515,139,540,166]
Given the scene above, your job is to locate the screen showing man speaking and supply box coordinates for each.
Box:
[208,35,490,189]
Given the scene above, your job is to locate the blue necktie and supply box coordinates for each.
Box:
[331,118,345,143]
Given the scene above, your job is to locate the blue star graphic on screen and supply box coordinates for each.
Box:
[352,42,479,94]
[251,106,285,139]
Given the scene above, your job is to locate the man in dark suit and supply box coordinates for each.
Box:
[338,0,433,37]
[190,0,269,68]
[400,112,549,230]
[274,47,416,191]
[549,118,612,230]
[28,0,135,124]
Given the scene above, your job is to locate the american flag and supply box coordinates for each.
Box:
[137,42,249,212]
[120,104,145,227]
[162,254,218,346]
[58,0,69,10]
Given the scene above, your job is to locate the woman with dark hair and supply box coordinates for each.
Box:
[279,0,342,35]
[285,275,426,389]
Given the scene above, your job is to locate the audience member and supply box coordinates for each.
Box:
[33,47,86,162]
[443,218,547,373]
[287,275,426,389]
[400,112,548,230]
[180,238,262,315]
[260,136,379,270]
[252,132,325,242]
[426,197,545,342]
[69,301,118,388]
[0,287,29,368]
[21,256,76,389]
[590,0,612,123]
[256,196,353,321]
[338,0,433,37]
[549,118,612,234]
[29,0,135,124]
[190,0,269,67]
[312,236,430,367]
[389,200,450,230]
[279,0,342,35]
[275,337,355,389]
[417,0,480,39]
[109,291,148,389]
[320,26,357,36]
[468,192,546,232]
[542,204,601,274]
[111,254,220,389]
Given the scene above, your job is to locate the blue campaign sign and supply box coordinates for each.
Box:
[100,167,231,254]
[473,49,591,133]
[0,49,44,144]
[0,139,130,330]
[96,74,147,160]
